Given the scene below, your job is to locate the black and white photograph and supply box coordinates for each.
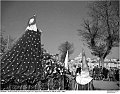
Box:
[0,0,119,92]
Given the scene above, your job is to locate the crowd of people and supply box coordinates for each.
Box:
[1,59,119,90]
[91,65,119,81]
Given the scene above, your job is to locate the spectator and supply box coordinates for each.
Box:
[99,66,103,73]
[103,67,109,79]
[108,67,115,81]
[115,69,119,81]
[93,65,100,80]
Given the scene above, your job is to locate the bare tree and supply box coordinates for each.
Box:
[78,1,119,66]
[0,30,15,55]
[58,41,74,63]
[0,31,7,54]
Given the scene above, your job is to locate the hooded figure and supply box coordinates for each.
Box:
[75,49,94,90]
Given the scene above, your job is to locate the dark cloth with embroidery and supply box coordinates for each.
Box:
[1,29,42,83]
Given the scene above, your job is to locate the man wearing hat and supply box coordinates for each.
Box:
[75,49,94,90]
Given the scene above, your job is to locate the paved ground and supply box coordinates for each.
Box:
[93,80,119,90]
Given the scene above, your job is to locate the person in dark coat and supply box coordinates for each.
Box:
[93,65,100,80]
[76,65,81,75]
[103,67,109,79]
[115,69,119,81]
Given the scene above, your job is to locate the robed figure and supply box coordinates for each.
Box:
[75,49,94,90]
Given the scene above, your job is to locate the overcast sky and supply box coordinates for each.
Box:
[1,1,119,59]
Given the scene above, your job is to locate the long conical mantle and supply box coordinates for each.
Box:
[1,15,42,83]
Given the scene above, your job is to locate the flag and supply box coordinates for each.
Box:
[64,50,68,69]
